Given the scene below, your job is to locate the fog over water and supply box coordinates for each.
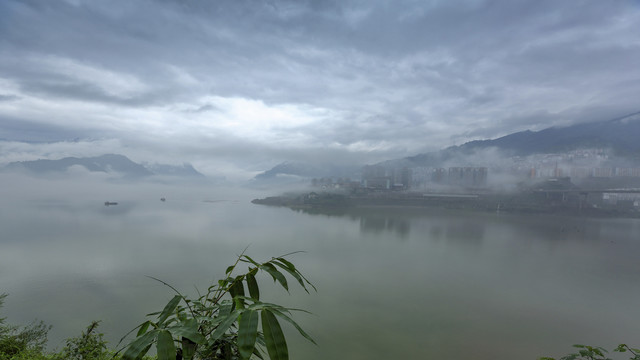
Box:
[1,176,639,359]
[3,2,640,358]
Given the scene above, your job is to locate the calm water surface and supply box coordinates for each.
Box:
[1,182,639,359]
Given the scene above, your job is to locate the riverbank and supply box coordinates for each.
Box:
[251,191,640,218]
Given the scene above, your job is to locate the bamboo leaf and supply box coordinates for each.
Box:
[260,263,288,291]
[136,321,151,337]
[242,255,261,267]
[121,330,158,360]
[182,337,197,360]
[229,277,246,309]
[252,348,265,360]
[223,342,232,360]
[218,303,232,317]
[166,319,205,344]
[246,273,260,300]
[157,330,176,360]
[275,257,296,270]
[158,295,182,325]
[276,258,316,292]
[272,261,308,293]
[269,308,316,345]
[261,309,289,360]
[134,344,152,360]
[209,310,241,343]
[238,309,260,359]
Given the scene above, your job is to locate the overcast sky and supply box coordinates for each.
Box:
[1,0,639,179]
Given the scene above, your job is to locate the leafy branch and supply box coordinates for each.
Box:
[116,252,316,360]
[539,343,640,360]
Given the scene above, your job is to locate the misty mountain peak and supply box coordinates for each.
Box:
[4,154,205,180]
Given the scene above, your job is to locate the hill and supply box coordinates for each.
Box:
[460,111,640,156]
[396,111,640,169]
[4,154,206,180]
[254,111,640,182]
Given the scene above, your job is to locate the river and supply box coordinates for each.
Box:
[1,181,639,359]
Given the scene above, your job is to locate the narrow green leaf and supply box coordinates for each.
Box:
[260,263,288,291]
[209,310,241,343]
[276,257,316,291]
[269,308,316,345]
[272,261,308,293]
[218,303,232,317]
[134,344,152,360]
[242,255,261,266]
[225,265,235,274]
[158,295,182,325]
[157,330,176,360]
[229,277,246,309]
[182,337,197,360]
[275,257,295,270]
[252,346,265,360]
[223,342,232,360]
[121,330,158,360]
[136,321,151,337]
[166,319,205,344]
[261,309,289,360]
[246,273,260,300]
[238,309,260,359]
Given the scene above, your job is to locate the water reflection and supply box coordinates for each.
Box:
[292,206,489,243]
[2,192,640,360]
[359,215,411,237]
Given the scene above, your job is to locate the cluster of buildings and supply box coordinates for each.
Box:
[527,166,640,179]
[311,177,360,190]
[359,165,488,190]
[311,163,640,192]
[309,147,640,201]
[510,149,640,180]
[360,165,412,190]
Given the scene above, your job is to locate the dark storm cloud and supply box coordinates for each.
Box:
[1,0,639,178]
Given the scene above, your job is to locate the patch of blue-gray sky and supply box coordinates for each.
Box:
[1,0,639,179]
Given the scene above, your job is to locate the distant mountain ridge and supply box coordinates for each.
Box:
[4,154,206,179]
[255,111,640,180]
[252,161,359,183]
[459,111,640,156]
[398,111,640,168]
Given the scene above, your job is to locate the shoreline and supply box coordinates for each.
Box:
[251,192,640,219]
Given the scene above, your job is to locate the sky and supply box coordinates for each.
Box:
[1,0,640,180]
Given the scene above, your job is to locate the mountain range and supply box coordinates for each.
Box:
[3,154,206,180]
[400,111,640,168]
[255,111,640,180]
[456,111,640,156]
[3,111,639,183]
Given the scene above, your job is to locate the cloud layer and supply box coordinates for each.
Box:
[1,0,639,179]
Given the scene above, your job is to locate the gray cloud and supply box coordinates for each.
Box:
[1,0,639,179]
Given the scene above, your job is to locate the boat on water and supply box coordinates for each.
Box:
[104,202,118,206]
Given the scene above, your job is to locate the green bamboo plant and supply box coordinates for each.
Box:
[118,252,316,360]
[539,344,640,360]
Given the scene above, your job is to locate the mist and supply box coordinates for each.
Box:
[2,1,640,359]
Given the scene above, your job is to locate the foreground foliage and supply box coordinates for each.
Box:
[1,299,152,360]
[117,252,316,360]
[6,253,637,360]
[0,294,51,359]
[1,252,314,360]
[539,344,640,360]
